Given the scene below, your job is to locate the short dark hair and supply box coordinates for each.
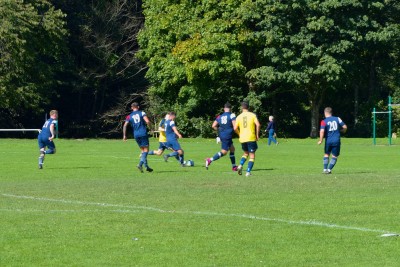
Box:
[241,101,249,109]
[168,111,176,116]
[131,102,139,108]
[224,102,231,108]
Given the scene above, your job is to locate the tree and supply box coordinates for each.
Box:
[0,0,67,125]
[139,0,400,137]
[138,0,247,123]
[50,0,146,137]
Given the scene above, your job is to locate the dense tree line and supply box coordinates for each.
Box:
[1,0,399,138]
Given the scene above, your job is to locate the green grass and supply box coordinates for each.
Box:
[1,138,399,266]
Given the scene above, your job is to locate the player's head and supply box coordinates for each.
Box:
[241,101,249,111]
[224,102,231,112]
[50,110,58,119]
[324,107,332,117]
[164,112,170,120]
[269,115,274,121]
[168,111,176,120]
[131,102,139,110]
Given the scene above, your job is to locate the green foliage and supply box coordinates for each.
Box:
[1,0,399,138]
[138,0,247,118]
[0,0,67,111]
[139,0,400,138]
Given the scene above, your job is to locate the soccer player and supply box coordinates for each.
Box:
[205,102,238,171]
[234,102,261,176]
[266,115,278,145]
[148,113,170,156]
[318,107,347,174]
[38,110,58,169]
[123,102,153,173]
[163,112,185,166]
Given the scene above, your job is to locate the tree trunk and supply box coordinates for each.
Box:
[91,89,98,119]
[309,99,321,138]
[368,56,376,102]
[98,84,107,114]
[354,84,359,128]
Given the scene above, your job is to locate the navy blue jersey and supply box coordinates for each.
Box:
[216,112,236,139]
[320,116,345,144]
[125,110,148,138]
[266,121,276,131]
[165,119,177,142]
[39,118,57,138]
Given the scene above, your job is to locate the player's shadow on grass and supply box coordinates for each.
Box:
[156,170,190,173]
[48,166,96,169]
[252,168,274,172]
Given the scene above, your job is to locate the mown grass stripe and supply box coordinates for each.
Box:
[3,193,394,235]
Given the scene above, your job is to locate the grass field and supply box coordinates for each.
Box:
[1,137,399,266]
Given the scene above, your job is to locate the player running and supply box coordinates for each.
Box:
[318,107,347,174]
[38,110,58,169]
[234,102,261,177]
[123,102,153,173]
[163,112,185,166]
[148,113,170,156]
[205,102,238,171]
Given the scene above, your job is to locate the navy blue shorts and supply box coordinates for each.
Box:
[241,141,258,153]
[221,138,233,151]
[135,136,149,147]
[166,140,182,151]
[325,143,341,157]
[158,142,169,151]
[38,136,55,150]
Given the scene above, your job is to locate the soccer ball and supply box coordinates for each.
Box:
[185,160,194,167]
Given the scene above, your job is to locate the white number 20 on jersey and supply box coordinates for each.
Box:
[327,121,338,131]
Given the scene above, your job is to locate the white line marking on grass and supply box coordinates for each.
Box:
[0,208,138,213]
[2,193,397,235]
[1,194,167,213]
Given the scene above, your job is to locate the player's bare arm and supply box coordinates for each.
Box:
[233,122,240,135]
[231,120,237,135]
[123,121,129,141]
[49,123,55,141]
[255,119,261,141]
[172,126,182,139]
[318,129,325,145]
[212,120,219,132]
[144,115,151,127]
[341,124,348,134]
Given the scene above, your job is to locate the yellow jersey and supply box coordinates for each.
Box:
[235,111,259,143]
[158,119,167,142]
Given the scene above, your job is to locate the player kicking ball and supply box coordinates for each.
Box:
[38,110,58,169]
[318,107,347,174]
[148,113,171,157]
[205,102,238,171]
[163,112,186,166]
